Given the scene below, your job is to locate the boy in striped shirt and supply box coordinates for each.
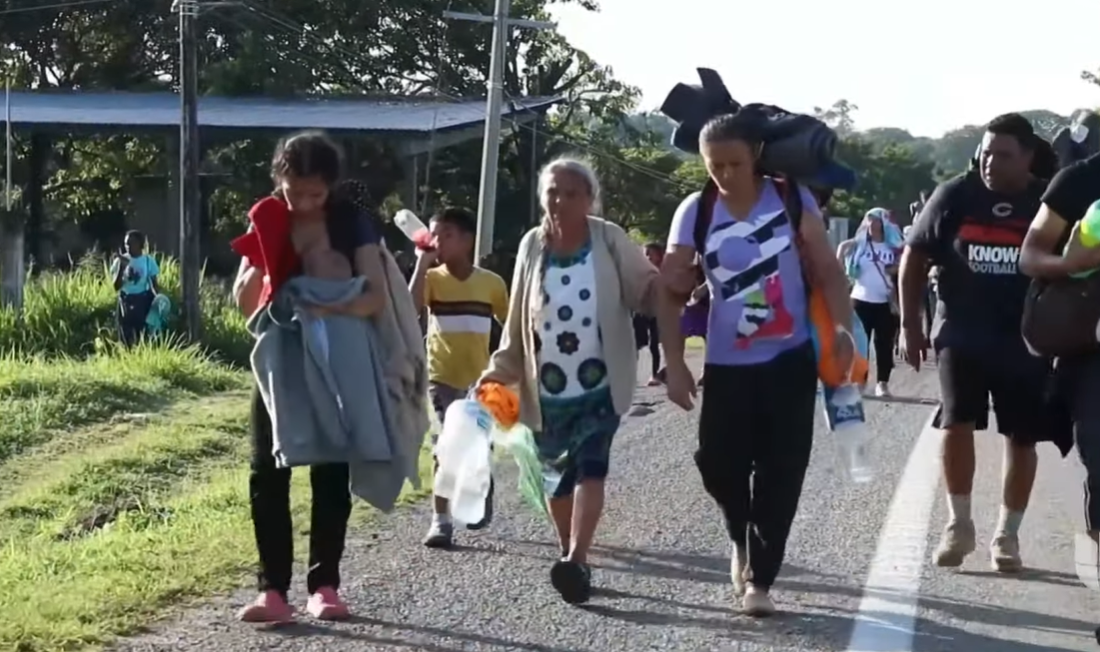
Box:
[409,207,509,548]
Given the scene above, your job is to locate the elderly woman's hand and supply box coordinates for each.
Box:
[665,359,696,410]
[660,262,698,302]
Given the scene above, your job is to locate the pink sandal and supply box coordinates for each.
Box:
[307,586,350,621]
[238,590,295,624]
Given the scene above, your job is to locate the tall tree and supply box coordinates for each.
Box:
[0,0,639,256]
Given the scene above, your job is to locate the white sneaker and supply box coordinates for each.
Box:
[874,382,890,397]
[935,520,976,567]
[742,584,775,617]
[990,533,1023,573]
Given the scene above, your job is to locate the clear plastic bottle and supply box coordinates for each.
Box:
[393,209,434,251]
[433,399,493,525]
[822,383,874,483]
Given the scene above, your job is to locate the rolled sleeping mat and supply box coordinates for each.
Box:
[661,68,742,155]
[759,125,839,181]
[660,68,852,191]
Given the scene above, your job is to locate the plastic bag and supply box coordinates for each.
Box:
[495,425,549,520]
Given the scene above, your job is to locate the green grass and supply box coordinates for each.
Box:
[0,342,243,465]
[0,344,434,652]
[0,253,251,365]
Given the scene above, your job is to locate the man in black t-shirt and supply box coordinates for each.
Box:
[899,113,1057,574]
[1019,152,1100,547]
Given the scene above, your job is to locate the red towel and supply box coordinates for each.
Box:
[230,196,300,306]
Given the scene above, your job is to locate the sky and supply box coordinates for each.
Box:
[549,0,1100,138]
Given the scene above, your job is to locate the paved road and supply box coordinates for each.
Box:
[114,352,1100,652]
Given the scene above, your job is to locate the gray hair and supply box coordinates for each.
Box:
[528,157,602,317]
[537,156,602,215]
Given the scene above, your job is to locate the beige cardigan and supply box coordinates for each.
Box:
[481,216,660,431]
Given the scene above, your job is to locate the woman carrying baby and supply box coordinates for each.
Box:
[231,131,388,623]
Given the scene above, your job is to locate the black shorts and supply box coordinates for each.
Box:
[935,347,1050,442]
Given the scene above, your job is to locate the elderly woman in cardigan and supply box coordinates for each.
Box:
[479,156,685,605]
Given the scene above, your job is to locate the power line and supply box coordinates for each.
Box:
[444,0,554,258]
[0,0,115,15]
[234,1,687,189]
[226,4,693,199]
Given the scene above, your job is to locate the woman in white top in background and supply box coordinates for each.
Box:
[838,208,903,397]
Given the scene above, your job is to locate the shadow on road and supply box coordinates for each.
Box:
[265,617,601,652]
[783,577,1095,650]
[956,567,1084,588]
[241,559,1093,652]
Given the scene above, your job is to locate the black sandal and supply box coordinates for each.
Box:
[550,559,592,604]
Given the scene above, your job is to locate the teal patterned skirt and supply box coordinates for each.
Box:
[536,385,621,498]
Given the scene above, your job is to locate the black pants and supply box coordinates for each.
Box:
[695,341,817,588]
[1064,354,1100,531]
[117,290,154,347]
[853,299,898,383]
[249,386,352,596]
[633,315,661,377]
[923,288,935,338]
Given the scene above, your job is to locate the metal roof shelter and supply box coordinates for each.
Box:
[5,90,563,256]
[3,90,563,157]
[3,90,561,132]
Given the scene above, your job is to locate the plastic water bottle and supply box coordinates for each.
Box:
[393,209,434,251]
[1070,200,1100,279]
[822,383,874,483]
[433,399,493,525]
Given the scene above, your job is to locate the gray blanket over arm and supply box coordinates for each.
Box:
[248,276,416,512]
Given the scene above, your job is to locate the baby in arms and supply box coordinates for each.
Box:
[301,246,353,361]
[303,246,353,281]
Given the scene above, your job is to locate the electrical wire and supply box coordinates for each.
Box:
[0,0,115,15]
[231,1,691,193]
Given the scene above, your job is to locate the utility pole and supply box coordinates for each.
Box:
[4,78,10,219]
[174,0,202,340]
[444,1,554,260]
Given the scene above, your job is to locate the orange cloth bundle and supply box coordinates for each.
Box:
[808,287,869,387]
[476,382,520,430]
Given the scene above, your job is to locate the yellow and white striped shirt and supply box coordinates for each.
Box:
[424,266,509,389]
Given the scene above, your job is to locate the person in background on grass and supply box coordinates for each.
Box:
[899,113,1067,574]
[479,156,676,605]
[633,242,664,386]
[109,230,160,347]
[232,131,389,624]
[410,207,509,549]
[659,110,854,617]
[837,208,902,397]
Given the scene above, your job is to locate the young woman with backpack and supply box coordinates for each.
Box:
[658,109,854,617]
